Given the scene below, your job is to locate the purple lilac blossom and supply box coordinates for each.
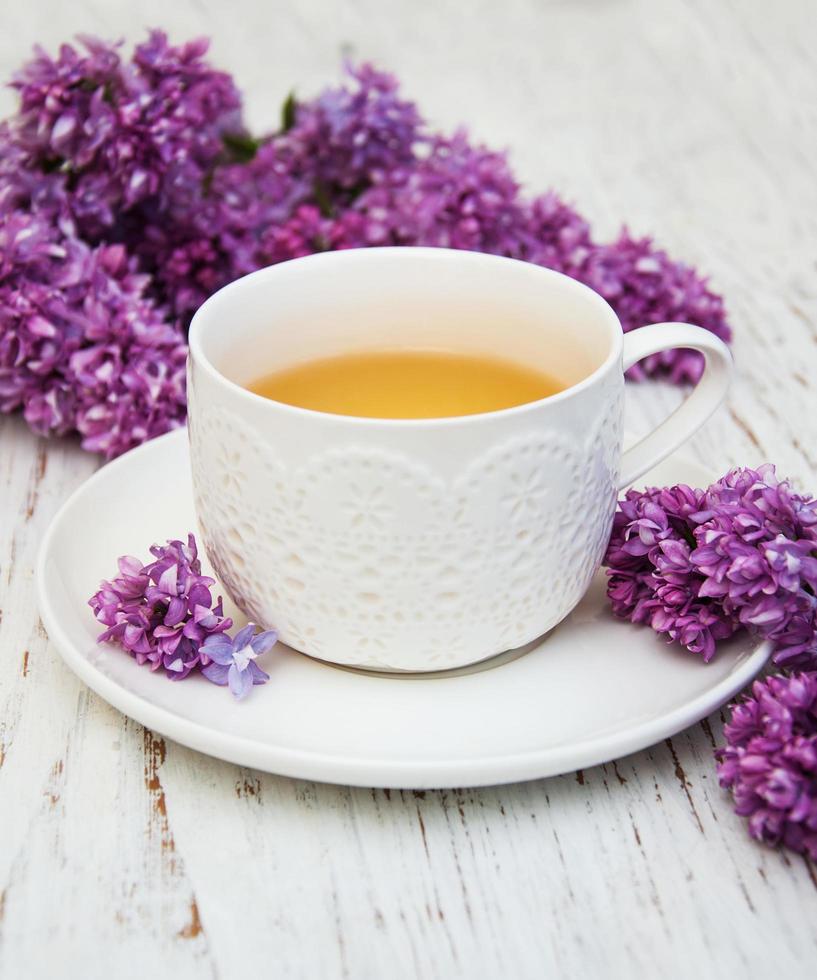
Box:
[280,62,423,199]
[258,203,336,264]
[136,142,312,321]
[343,132,525,251]
[575,231,731,383]
[0,209,187,458]
[201,623,277,699]
[0,31,733,457]
[717,672,817,859]
[604,465,817,670]
[89,534,233,679]
[6,30,244,237]
[516,191,594,274]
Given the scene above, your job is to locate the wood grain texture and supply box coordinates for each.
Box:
[1,0,817,977]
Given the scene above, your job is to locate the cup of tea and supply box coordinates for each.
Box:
[187,247,731,672]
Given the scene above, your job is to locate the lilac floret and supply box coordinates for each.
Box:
[201,623,277,699]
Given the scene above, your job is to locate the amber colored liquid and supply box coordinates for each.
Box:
[247,349,566,419]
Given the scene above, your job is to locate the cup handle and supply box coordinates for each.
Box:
[618,322,733,489]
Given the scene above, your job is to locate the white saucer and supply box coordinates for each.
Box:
[37,429,770,788]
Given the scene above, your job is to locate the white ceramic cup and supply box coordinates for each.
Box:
[188,247,731,672]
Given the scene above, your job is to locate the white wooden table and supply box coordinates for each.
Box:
[2,1,816,976]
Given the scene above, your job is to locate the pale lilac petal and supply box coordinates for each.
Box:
[202,662,230,686]
[200,634,234,665]
[228,662,253,700]
[232,623,256,651]
[117,556,145,578]
[248,661,270,685]
[249,629,278,656]
[157,564,178,596]
[164,596,187,626]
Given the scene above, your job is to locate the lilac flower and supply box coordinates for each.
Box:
[0,32,735,457]
[0,30,259,329]
[607,471,817,855]
[89,534,232,679]
[576,232,731,383]
[137,142,310,321]
[259,204,337,265]
[605,484,705,570]
[604,466,817,670]
[7,31,244,237]
[345,132,525,252]
[516,191,593,274]
[716,672,817,859]
[201,623,277,699]
[0,209,187,457]
[282,62,422,199]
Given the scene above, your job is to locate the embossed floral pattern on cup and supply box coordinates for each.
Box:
[189,402,622,670]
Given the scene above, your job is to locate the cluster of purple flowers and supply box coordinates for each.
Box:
[88,533,276,697]
[89,534,233,678]
[605,466,817,856]
[1,30,732,457]
[0,31,239,456]
[0,210,188,457]
[716,672,817,859]
[605,465,817,667]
